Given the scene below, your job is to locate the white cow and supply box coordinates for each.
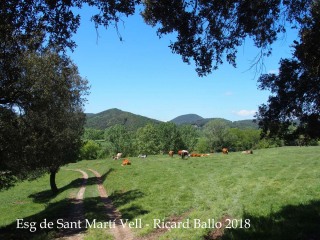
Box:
[241,150,253,154]
[113,153,122,160]
[178,150,189,159]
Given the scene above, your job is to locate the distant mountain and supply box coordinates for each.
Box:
[85,109,258,131]
[85,113,95,117]
[232,119,259,129]
[170,114,258,129]
[170,114,204,125]
[85,108,161,131]
[193,118,234,127]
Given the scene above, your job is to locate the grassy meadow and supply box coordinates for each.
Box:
[0,146,320,239]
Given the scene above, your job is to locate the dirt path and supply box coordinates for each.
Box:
[59,168,192,240]
[58,169,88,240]
[88,168,135,240]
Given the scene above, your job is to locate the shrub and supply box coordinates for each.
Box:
[195,137,210,153]
[80,140,100,160]
[256,138,283,149]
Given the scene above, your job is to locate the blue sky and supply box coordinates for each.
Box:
[69,6,298,122]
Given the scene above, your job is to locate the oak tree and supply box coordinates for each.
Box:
[256,1,320,141]
[204,119,232,152]
[157,122,184,153]
[0,50,88,192]
[104,124,133,156]
[135,123,161,155]
[179,124,199,152]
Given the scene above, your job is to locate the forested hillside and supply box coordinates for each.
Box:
[82,109,318,160]
[85,108,161,131]
[169,114,204,124]
[86,108,258,131]
[169,115,258,129]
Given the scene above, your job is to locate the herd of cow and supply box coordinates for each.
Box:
[113,148,253,166]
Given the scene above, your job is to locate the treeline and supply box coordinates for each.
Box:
[81,119,318,160]
[81,122,197,159]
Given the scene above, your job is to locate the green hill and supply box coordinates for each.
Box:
[170,114,258,129]
[169,114,204,125]
[85,108,161,131]
[232,119,259,129]
[85,109,258,131]
[201,119,258,129]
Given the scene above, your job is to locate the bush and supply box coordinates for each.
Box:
[195,137,210,153]
[256,138,283,149]
[228,128,261,151]
[80,140,100,160]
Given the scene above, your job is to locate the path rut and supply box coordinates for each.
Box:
[58,169,88,240]
[59,168,136,240]
[88,168,135,240]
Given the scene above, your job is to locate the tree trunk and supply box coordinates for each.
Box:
[50,170,58,194]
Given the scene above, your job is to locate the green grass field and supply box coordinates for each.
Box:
[1,146,320,239]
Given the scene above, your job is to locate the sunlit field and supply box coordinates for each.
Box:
[1,146,320,239]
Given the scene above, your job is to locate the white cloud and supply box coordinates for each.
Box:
[234,110,256,117]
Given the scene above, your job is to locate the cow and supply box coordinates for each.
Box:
[168,151,174,157]
[178,150,189,159]
[190,153,210,157]
[242,150,253,154]
[222,148,229,154]
[113,153,122,160]
[190,153,201,157]
[138,154,147,158]
[121,159,131,166]
[201,154,210,156]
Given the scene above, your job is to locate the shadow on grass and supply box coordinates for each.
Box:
[121,204,149,220]
[207,200,320,240]
[0,192,148,240]
[84,196,149,222]
[109,189,145,207]
[85,169,149,222]
[99,168,114,183]
[0,198,73,240]
[1,167,148,239]
[109,189,149,220]
[28,168,114,203]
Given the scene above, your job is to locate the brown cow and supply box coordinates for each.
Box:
[190,153,200,157]
[201,154,210,156]
[190,153,210,157]
[121,159,131,166]
[222,148,229,154]
[168,151,174,157]
[178,150,189,159]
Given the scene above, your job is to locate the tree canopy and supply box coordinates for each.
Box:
[204,119,232,151]
[0,50,88,191]
[1,0,314,76]
[104,124,133,155]
[142,0,312,76]
[256,0,320,140]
